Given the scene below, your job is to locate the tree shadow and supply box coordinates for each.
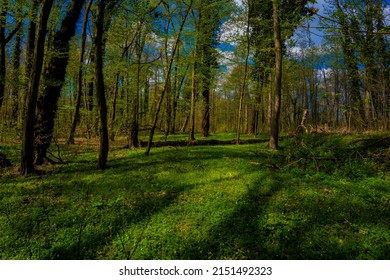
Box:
[175,170,390,259]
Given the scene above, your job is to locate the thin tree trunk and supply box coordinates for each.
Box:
[110,71,120,141]
[11,15,22,128]
[0,0,7,110]
[269,1,282,150]
[236,10,250,143]
[68,0,93,145]
[20,0,54,174]
[22,0,39,120]
[189,55,197,141]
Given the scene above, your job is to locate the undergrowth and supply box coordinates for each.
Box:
[0,133,389,259]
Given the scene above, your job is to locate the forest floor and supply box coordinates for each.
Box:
[0,133,389,259]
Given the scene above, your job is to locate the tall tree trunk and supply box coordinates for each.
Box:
[129,26,147,148]
[189,54,197,141]
[20,0,54,174]
[34,0,84,164]
[237,9,250,143]
[0,0,7,110]
[110,71,120,141]
[94,0,109,169]
[68,0,93,145]
[23,0,39,119]
[269,1,282,150]
[11,14,22,128]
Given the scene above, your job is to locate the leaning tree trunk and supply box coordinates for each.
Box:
[20,0,54,175]
[269,1,282,150]
[34,0,84,165]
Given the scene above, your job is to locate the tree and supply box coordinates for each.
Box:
[10,4,23,128]
[68,0,93,145]
[94,0,109,169]
[34,0,84,165]
[236,0,251,143]
[198,0,223,137]
[93,0,120,168]
[252,0,313,149]
[269,0,283,149]
[145,0,193,156]
[20,0,54,174]
[0,0,22,110]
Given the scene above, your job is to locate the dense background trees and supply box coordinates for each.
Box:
[0,0,388,172]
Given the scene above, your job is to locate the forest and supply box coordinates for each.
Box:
[0,0,389,260]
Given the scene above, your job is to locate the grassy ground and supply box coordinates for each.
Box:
[0,133,389,259]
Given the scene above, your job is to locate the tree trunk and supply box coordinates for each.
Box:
[201,86,210,137]
[34,0,84,164]
[236,10,250,143]
[11,14,22,128]
[19,0,39,122]
[0,0,7,110]
[110,71,120,141]
[94,0,109,169]
[269,1,282,150]
[189,56,197,141]
[20,0,54,175]
[68,0,93,145]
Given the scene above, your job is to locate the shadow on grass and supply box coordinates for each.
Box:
[174,171,390,260]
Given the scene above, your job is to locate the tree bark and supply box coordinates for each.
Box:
[94,0,109,169]
[20,0,54,174]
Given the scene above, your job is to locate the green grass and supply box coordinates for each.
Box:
[0,133,389,259]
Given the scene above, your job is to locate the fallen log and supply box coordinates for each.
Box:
[137,138,270,148]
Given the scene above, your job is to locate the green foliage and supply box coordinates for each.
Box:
[282,134,388,180]
[0,134,389,259]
